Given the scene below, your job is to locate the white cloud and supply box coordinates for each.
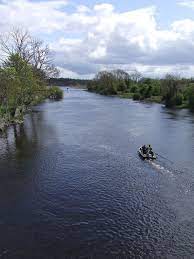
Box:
[94,3,114,14]
[171,19,194,35]
[1,1,194,78]
[59,67,94,79]
[178,0,194,8]
[76,5,91,13]
[0,0,68,34]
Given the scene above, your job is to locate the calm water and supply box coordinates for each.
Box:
[0,88,194,258]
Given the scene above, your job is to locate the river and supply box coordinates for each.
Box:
[0,88,194,258]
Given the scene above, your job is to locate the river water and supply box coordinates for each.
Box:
[0,88,194,258]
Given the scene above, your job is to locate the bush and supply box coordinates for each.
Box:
[117,81,127,92]
[130,85,137,93]
[133,93,140,100]
[48,86,63,100]
[146,96,162,103]
[188,85,194,111]
[152,84,161,96]
[145,85,152,98]
[87,81,94,91]
[161,75,180,107]
[139,84,146,96]
[175,94,183,106]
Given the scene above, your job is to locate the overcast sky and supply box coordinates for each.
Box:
[1,0,194,78]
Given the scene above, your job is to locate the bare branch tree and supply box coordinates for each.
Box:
[30,39,50,69]
[0,28,59,79]
[0,28,32,60]
[129,69,142,82]
[45,65,59,78]
[112,69,129,81]
[11,28,32,61]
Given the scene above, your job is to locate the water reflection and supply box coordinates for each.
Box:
[161,106,194,123]
[0,109,56,164]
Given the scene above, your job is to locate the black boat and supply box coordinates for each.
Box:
[138,146,156,160]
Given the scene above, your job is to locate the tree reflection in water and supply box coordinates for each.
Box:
[0,110,55,163]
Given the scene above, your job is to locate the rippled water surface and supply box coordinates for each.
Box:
[1,88,194,258]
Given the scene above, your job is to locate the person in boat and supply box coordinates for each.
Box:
[148,144,154,156]
[142,145,147,154]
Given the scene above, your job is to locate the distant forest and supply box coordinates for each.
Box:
[49,78,91,87]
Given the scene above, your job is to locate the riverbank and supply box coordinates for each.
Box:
[0,29,64,133]
[87,70,194,111]
[89,90,190,109]
[118,92,162,103]
[0,86,63,132]
[0,105,28,132]
[118,92,191,108]
[88,88,192,110]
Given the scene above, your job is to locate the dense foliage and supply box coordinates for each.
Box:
[48,86,63,100]
[0,29,62,130]
[87,70,194,110]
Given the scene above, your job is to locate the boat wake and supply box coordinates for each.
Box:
[148,160,174,176]
[148,156,190,178]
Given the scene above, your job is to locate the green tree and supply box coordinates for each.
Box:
[48,86,63,100]
[161,74,180,107]
[187,84,194,110]
[3,53,39,106]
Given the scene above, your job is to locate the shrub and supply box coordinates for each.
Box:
[175,93,183,106]
[133,93,140,100]
[188,85,194,111]
[130,85,137,93]
[117,81,127,92]
[152,84,161,96]
[48,86,63,100]
[161,74,180,107]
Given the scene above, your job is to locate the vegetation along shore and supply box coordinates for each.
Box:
[87,69,194,110]
[0,28,63,132]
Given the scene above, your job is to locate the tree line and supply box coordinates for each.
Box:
[0,28,63,129]
[87,70,194,110]
[49,78,90,87]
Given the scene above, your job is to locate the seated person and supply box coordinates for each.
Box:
[148,145,154,156]
[142,145,147,154]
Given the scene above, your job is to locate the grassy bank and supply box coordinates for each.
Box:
[87,70,194,110]
[118,92,162,103]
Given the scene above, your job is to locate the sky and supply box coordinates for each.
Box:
[1,0,194,78]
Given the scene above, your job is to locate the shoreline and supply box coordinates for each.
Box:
[0,105,31,132]
[88,90,190,110]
